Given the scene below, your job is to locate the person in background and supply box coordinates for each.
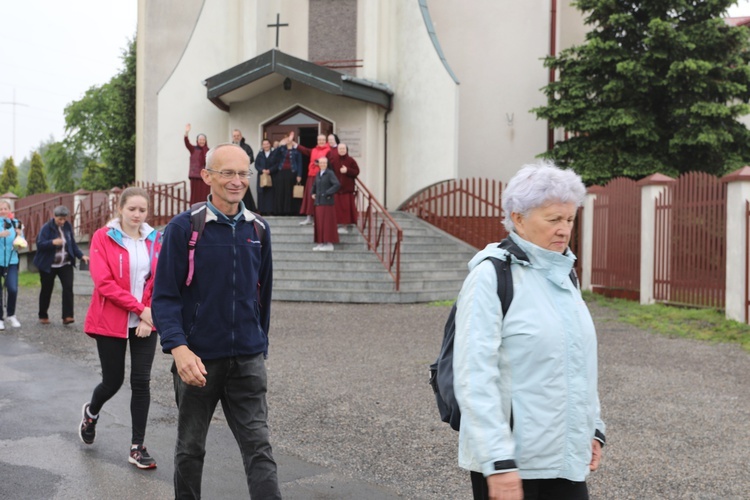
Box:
[33,205,89,325]
[329,143,360,234]
[454,161,605,500]
[274,132,304,216]
[255,138,279,215]
[185,123,210,205]
[327,133,340,149]
[295,134,331,225]
[232,128,258,212]
[78,187,161,470]
[152,143,280,499]
[311,156,340,252]
[0,200,23,329]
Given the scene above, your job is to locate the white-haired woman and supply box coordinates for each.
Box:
[453,161,605,500]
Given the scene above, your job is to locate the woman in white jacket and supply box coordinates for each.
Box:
[454,161,605,500]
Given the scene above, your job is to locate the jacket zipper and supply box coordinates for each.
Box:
[231,224,236,352]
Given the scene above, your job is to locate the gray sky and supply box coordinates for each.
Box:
[0,0,137,164]
[1,1,749,166]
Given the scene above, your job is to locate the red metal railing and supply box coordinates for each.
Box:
[132,180,189,227]
[591,178,641,299]
[354,178,402,290]
[399,178,506,249]
[14,194,78,248]
[654,172,727,308]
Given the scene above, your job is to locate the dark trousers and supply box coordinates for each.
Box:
[0,264,19,318]
[173,354,280,500]
[471,471,589,500]
[38,264,74,319]
[89,328,157,445]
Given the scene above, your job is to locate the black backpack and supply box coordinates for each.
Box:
[429,238,577,431]
[185,202,265,286]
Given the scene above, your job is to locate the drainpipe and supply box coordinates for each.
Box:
[384,108,390,207]
[548,0,557,151]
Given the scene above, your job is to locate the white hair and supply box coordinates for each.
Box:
[502,160,586,232]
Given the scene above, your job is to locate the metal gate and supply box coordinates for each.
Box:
[654,172,727,308]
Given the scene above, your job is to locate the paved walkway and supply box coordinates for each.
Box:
[1,286,749,498]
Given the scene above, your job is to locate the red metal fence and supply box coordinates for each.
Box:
[14,181,188,249]
[399,178,506,249]
[654,172,727,308]
[590,178,641,299]
[355,178,402,290]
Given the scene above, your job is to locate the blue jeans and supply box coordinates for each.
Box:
[173,353,280,499]
[0,264,18,318]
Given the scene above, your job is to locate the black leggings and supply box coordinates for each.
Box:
[89,328,157,445]
[471,471,589,500]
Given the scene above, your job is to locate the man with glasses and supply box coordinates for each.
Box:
[152,143,280,499]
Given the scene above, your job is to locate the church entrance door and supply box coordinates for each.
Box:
[264,106,333,150]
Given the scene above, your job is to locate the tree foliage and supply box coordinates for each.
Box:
[80,159,109,191]
[0,157,20,194]
[64,37,136,188]
[26,152,49,195]
[533,0,750,185]
[43,140,88,192]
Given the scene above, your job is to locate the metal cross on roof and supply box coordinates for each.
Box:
[267,13,289,48]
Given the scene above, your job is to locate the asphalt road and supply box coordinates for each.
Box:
[1,285,749,499]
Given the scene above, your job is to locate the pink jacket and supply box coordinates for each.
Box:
[84,222,161,339]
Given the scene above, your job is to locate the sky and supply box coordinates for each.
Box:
[0,1,137,164]
[2,1,750,166]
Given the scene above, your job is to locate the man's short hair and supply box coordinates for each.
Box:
[53,205,69,217]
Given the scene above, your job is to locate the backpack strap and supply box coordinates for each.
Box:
[186,202,207,286]
[185,202,266,287]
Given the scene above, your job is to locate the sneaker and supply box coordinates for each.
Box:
[299,216,313,225]
[129,445,157,469]
[7,316,20,328]
[312,244,322,251]
[319,243,334,252]
[63,317,75,325]
[337,226,348,234]
[0,320,4,331]
[79,402,98,445]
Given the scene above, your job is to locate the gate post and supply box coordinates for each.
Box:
[637,174,675,305]
[721,167,750,323]
[581,186,603,292]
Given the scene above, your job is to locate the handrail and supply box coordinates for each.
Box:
[399,178,506,249]
[354,178,402,290]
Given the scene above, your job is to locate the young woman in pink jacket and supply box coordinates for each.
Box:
[78,187,162,469]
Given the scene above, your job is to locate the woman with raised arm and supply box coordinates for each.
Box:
[185,123,209,205]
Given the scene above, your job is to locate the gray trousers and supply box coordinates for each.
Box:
[173,353,280,499]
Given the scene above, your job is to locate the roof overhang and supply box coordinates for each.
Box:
[204,49,393,112]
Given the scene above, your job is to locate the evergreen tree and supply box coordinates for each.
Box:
[0,157,19,194]
[533,0,750,185]
[80,159,109,191]
[26,152,49,195]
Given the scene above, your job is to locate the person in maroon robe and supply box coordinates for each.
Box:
[311,157,340,252]
[328,143,360,234]
[184,123,209,205]
[294,134,331,225]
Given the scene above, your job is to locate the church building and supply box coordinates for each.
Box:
[136,0,586,208]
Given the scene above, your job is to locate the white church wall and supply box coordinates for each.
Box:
[380,0,459,208]
[428,0,587,184]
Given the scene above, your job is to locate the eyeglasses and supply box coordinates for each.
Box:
[205,168,253,179]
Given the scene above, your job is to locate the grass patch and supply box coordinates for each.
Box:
[19,271,40,288]
[429,300,454,307]
[582,291,750,352]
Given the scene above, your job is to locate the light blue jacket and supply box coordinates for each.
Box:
[0,217,21,267]
[454,231,605,481]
